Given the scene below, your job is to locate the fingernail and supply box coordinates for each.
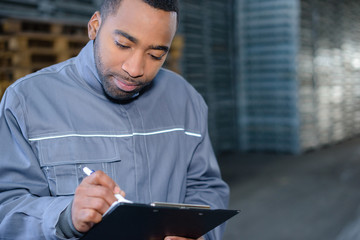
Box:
[114,185,121,194]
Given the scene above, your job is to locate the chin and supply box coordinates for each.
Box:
[105,89,139,102]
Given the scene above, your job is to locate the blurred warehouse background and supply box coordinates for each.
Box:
[3,0,360,240]
[2,0,360,155]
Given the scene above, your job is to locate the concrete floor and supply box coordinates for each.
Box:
[218,137,360,240]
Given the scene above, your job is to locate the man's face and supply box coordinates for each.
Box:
[89,0,177,100]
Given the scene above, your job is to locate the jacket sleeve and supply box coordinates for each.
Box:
[0,88,74,240]
[184,97,230,240]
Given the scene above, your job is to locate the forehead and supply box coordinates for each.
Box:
[102,0,177,45]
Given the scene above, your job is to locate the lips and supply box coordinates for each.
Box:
[113,76,139,92]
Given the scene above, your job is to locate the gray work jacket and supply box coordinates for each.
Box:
[0,41,229,239]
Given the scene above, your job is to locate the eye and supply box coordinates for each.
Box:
[149,54,163,61]
[115,41,130,49]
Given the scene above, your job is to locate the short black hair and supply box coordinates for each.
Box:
[100,0,179,23]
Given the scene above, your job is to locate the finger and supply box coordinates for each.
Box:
[72,208,102,233]
[74,193,112,214]
[76,180,118,206]
[84,170,124,196]
[85,170,117,190]
[79,208,102,224]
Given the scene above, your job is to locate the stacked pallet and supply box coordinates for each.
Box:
[0,18,89,98]
[298,0,360,151]
[237,0,299,153]
[342,0,360,135]
[163,35,184,74]
[180,0,237,152]
[297,0,318,151]
[238,0,360,153]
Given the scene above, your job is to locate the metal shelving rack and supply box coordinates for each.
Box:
[236,0,360,153]
[179,0,237,152]
[0,0,101,23]
[236,0,300,153]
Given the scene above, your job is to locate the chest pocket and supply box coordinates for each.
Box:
[36,136,121,196]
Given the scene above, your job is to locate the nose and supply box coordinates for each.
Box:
[122,51,145,78]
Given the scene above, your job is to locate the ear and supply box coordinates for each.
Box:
[88,11,101,40]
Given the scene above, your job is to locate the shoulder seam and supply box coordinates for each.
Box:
[11,60,75,88]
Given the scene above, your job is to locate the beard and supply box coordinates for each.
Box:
[93,40,147,101]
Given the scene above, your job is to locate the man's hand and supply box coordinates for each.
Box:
[71,170,124,233]
[165,237,204,240]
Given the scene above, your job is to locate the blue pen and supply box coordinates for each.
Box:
[82,167,133,203]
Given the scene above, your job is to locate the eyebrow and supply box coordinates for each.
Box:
[114,29,169,53]
[150,45,169,53]
[114,29,138,43]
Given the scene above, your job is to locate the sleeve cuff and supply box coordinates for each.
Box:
[56,201,84,239]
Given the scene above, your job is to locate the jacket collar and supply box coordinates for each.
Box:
[74,40,105,96]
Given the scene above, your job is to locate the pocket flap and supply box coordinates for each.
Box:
[38,136,119,166]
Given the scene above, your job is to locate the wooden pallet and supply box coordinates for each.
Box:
[164,35,184,73]
[0,49,81,70]
[0,18,87,36]
[0,18,89,84]
[0,80,13,99]
[0,36,88,68]
[0,67,34,82]
[0,34,87,52]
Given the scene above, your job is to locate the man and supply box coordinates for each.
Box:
[0,0,229,239]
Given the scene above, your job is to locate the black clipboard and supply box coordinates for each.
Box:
[80,202,240,240]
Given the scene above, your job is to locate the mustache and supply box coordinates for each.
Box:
[110,72,142,85]
[108,73,136,85]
